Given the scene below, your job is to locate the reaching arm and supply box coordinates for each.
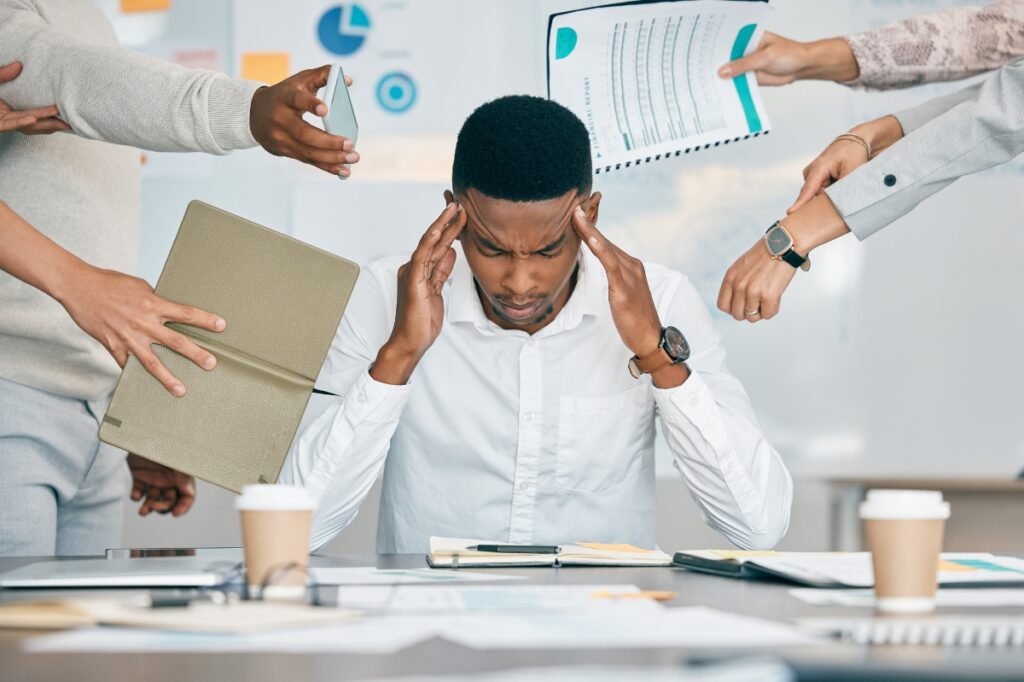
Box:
[0,0,257,154]
[827,57,1024,240]
[847,0,1024,90]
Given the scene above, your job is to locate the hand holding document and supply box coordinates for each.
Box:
[547,0,771,173]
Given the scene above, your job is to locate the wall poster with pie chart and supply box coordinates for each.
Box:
[232,0,532,135]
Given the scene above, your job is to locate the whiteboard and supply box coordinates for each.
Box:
[123,0,1024,480]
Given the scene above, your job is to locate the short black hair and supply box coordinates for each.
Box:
[452,95,592,202]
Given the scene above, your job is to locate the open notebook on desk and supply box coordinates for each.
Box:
[673,550,1024,588]
[428,537,671,568]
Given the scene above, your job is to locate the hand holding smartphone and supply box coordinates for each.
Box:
[322,64,358,180]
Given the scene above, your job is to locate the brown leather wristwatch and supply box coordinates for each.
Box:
[628,326,690,379]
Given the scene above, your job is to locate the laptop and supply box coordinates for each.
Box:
[0,557,239,589]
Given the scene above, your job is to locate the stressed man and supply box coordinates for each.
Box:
[282,96,792,552]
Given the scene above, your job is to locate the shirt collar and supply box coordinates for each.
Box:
[447,242,606,335]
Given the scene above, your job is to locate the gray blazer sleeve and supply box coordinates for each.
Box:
[824,57,1024,240]
[0,0,262,154]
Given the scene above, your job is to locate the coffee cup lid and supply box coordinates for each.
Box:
[859,489,950,520]
[235,484,315,511]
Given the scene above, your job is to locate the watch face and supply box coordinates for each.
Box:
[662,326,690,361]
[765,224,792,257]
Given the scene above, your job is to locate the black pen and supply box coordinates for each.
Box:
[466,544,560,554]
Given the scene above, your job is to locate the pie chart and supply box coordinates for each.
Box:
[317,4,371,56]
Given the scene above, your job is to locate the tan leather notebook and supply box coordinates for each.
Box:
[99,200,359,493]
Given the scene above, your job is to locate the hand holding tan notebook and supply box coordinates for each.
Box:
[99,201,359,493]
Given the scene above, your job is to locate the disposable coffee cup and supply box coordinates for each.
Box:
[235,484,315,600]
[860,489,950,613]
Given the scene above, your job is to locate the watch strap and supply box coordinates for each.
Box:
[780,249,807,268]
[634,347,675,375]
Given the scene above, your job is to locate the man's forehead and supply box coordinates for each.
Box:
[459,188,580,245]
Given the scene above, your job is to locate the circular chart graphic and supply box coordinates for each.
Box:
[376,72,417,114]
[317,4,371,56]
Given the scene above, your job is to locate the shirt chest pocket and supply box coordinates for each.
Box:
[555,383,655,493]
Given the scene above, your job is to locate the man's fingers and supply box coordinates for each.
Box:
[430,204,466,262]
[133,346,186,397]
[130,477,146,502]
[162,300,226,334]
[411,204,458,280]
[290,137,354,166]
[291,121,351,152]
[572,206,621,275]
[172,483,196,516]
[308,64,331,90]
[157,327,217,371]
[0,61,22,85]
[429,247,457,292]
[150,488,177,514]
[288,85,328,117]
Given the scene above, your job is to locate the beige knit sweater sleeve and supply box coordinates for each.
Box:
[0,0,261,154]
[844,0,1024,90]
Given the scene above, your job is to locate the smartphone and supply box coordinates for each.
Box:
[322,63,358,144]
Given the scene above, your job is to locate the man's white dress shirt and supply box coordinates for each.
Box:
[280,243,793,553]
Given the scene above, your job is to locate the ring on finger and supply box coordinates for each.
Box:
[745,308,761,318]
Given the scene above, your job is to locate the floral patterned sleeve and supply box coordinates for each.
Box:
[844,0,1024,90]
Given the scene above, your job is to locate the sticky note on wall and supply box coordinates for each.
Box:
[120,0,171,12]
[241,52,291,85]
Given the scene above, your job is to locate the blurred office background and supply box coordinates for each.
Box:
[102,0,1024,553]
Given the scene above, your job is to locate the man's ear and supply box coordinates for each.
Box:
[583,191,602,227]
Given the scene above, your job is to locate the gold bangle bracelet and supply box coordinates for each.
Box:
[832,132,872,159]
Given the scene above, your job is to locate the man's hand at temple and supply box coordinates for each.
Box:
[572,201,688,389]
[249,65,360,177]
[371,202,467,385]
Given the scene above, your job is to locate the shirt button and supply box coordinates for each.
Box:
[519,481,531,492]
[883,174,897,187]
[523,412,533,422]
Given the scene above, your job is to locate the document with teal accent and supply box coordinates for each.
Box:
[547,0,771,174]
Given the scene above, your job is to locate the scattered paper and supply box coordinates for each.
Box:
[438,606,820,650]
[790,588,1024,608]
[333,584,653,612]
[753,553,1024,588]
[310,566,522,586]
[24,615,439,654]
[367,660,794,682]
